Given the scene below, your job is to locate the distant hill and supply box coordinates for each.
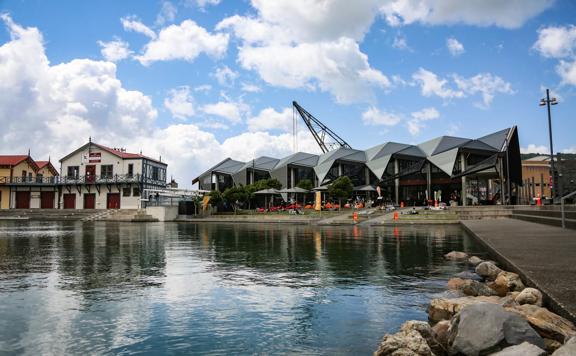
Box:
[521,153,576,160]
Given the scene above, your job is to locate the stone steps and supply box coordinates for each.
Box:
[511,213,576,230]
[514,209,576,220]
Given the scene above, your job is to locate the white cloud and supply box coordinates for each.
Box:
[556,60,576,85]
[192,0,221,8]
[533,25,576,59]
[412,68,513,107]
[380,0,553,29]
[155,1,178,26]
[362,107,402,126]
[446,37,464,56]
[237,38,390,104]
[392,34,410,51]
[407,107,439,136]
[412,68,464,99]
[241,82,261,93]
[121,16,156,39]
[247,107,293,132]
[194,84,212,92]
[97,38,132,62]
[562,147,576,154]
[453,73,514,108]
[135,20,229,65]
[521,144,548,154]
[164,86,195,119]
[213,65,238,86]
[201,101,247,124]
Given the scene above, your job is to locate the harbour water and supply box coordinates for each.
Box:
[0,221,487,355]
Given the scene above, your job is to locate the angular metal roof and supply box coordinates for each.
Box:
[477,128,510,151]
[365,142,411,161]
[314,148,366,184]
[212,158,246,174]
[273,152,319,169]
[418,136,470,156]
[460,140,499,152]
[427,147,461,175]
[240,156,280,171]
[365,154,393,179]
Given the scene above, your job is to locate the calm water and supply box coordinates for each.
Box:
[0,221,487,355]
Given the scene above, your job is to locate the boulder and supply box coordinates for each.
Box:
[432,320,450,351]
[445,251,468,260]
[489,341,546,356]
[428,296,502,323]
[488,281,510,297]
[515,288,543,307]
[545,338,563,353]
[447,278,466,290]
[476,262,503,281]
[552,337,576,356]
[455,270,483,281]
[400,320,444,356]
[494,271,525,293]
[468,256,483,266]
[507,304,576,343]
[461,279,499,297]
[374,329,434,356]
[448,303,545,355]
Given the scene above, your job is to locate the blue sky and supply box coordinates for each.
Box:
[0,0,575,186]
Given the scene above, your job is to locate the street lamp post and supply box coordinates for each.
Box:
[539,89,558,201]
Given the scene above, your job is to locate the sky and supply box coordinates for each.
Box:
[0,0,575,187]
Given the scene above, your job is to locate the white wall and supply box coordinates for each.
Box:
[60,145,142,178]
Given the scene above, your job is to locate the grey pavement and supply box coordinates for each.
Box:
[462,219,576,323]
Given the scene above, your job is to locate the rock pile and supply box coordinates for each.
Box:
[374,252,576,356]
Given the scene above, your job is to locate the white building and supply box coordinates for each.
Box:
[58,140,167,209]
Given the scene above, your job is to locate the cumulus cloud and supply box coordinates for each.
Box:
[412,68,513,107]
[521,144,548,154]
[380,0,553,29]
[121,16,156,39]
[392,34,410,51]
[155,1,177,26]
[213,65,238,86]
[247,107,293,132]
[164,86,195,119]
[533,25,576,86]
[189,0,221,8]
[97,38,132,62]
[241,82,261,93]
[446,37,464,56]
[407,107,439,136]
[556,60,576,85]
[134,20,229,65]
[201,100,248,124]
[362,107,402,126]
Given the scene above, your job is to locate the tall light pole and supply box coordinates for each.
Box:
[539,89,558,201]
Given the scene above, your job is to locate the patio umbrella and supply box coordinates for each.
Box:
[280,187,310,208]
[254,188,280,210]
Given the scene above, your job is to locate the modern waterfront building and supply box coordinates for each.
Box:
[193,126,522,206]
[58,140,168,209]
[0,154,59,209]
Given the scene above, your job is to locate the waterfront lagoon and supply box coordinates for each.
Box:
[0,221,487,355]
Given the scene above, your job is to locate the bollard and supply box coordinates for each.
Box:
[394,211,399,220]
[400,201,404,208]
[434,199,438,208]
[537,193,541,206]
[353,211,358,223]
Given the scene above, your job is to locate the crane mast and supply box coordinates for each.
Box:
[292,101,352,154]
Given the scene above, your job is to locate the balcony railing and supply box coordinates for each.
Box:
[0,174,166,186]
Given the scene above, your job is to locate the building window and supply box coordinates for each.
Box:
[36,173,43,183]
[67,166,80,179]
[133,187,140,196]
[123,188,131,197]
[152,166,159,180]
[101,165,113,179]
[128,163,134,177]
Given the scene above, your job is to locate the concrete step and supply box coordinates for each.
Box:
[511,214,576,230]
[513,209,576,220]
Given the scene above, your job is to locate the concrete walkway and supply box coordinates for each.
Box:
[462,219,576,323]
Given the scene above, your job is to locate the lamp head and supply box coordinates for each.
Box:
[551,97,558,105]
[539,99,546,106]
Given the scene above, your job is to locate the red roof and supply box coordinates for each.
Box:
[94,143,166,165]
[0,155,30,166]
[36,161,59,176]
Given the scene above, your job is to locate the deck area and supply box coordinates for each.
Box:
[462,219,576,323]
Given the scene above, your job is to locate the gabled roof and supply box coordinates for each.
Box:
[0,155,29,167]
[192,157,246,184]
[273,152,319,169]
[314,148,366,184]
[477,128,510,151]
[365,142,411,161]
[241,156,280,171]
[418,136,470,156]
[427,147,460,176]
[36,161,59,176]
[59,142,166,165]
[460,140,499,152]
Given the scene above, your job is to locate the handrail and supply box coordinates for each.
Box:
[561,190,576,229]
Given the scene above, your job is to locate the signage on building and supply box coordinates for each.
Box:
[89,152,101,163]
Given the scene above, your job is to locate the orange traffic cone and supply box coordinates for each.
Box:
[394,211,399,220]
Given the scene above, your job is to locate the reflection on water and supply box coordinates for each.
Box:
[0,221,486,355]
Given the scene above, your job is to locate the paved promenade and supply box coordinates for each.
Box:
[462,219,576,323]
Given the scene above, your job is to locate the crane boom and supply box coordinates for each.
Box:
[292,101,352,154]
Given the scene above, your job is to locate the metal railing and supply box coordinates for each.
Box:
[0,174,166,186]
[561,190,576,229]
[0,176,57,184]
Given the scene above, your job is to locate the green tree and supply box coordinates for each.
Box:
[208,190,222,207]
[328,176,353,210]
[222,186,248,213]
[265,178,282,190]
[296,179,313,191]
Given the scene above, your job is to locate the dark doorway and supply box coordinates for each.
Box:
[63,194,76,209]
[86,165,96,183]
[15,191,30,209]
[40,191,55,209]
[107,193,120,209]
[84,193,96,209]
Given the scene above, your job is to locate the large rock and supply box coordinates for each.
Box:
[489,341,546,356]
[461,279,499,297]
[374,329,434,356]
[455,270,483,281]
[515,288,543,307]
[475,262,503,281]
[400,320,444,356]
[507,304,576,343]
[552,337,576,356]
[468,256,483,266]
[445,251,468,260]
[428,296,503,323]
[492,271,525,294]
[448,303,545,355]
[448,278,466,290]
[432,320,450,351]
